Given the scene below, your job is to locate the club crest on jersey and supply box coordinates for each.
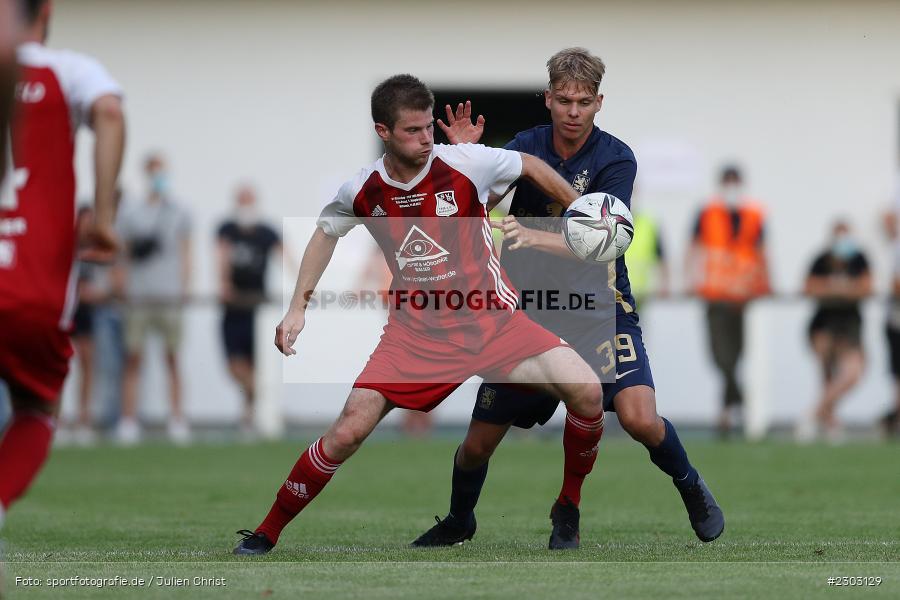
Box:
[395,225,449,270]
[572,170,590,194]
[434,190,458,217]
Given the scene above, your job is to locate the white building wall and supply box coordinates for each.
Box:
[50,0,900,428]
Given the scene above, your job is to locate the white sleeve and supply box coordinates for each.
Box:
[57,50,123,129]
[437,143,523,204]
[316,179,361,238]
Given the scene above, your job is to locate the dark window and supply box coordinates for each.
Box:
[431,88,547,147]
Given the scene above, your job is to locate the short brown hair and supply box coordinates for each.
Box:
[371,74,434,130]
[547,48,606,95]
[22,0,49,24]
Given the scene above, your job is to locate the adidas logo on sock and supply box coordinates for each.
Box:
[371,205,387,216]
[284,480,309,498]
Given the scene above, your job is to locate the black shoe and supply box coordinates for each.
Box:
[410,514,476,547]
[548,499,580,550]
[676,477,725,542]
[233,529,275,555]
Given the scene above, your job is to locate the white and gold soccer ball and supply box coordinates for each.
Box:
[562,192,635,263]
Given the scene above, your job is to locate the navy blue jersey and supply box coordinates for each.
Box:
[502,125,638,337]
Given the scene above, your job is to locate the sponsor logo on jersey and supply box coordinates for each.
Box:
[395,225,449,270]
[0,217,27,237]
[284,480,308,499]
[15,81,46,104]
[371,204,387,217]
[391,192,426,209]
[479,386,496,409]
[573,169,590,194]
[434,190,458,216]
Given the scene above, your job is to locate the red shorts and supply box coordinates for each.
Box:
[0,307,72,403]
[354,311,566,411]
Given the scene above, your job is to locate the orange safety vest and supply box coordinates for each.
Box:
[695,199,769,301]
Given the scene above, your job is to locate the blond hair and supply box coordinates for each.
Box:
[546,47,606,95]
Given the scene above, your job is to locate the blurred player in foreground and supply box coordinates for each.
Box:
[234,74,605,554]
[0,0,124,528]
[412,48,723,549]
[1,0,20,189]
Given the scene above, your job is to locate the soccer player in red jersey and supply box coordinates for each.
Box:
[234,74,606,554]
[0,0,125,529]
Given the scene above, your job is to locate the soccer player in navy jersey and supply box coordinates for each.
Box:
[412,48,724,549]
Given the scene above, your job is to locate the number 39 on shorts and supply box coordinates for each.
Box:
[595,334,637,375]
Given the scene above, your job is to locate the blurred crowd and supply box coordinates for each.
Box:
[9,156,896,446]
[633,165,899,442]
[57,152,285,446]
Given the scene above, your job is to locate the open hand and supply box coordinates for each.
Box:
[436,101,485,145]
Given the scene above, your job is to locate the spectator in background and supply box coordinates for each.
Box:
[625,198,669,314]
[687,165,770,437]
[66,206,102,445]
[216,184,282,439]
[66,193,128,439]
[796,221,871,443]
[115,153,192,445]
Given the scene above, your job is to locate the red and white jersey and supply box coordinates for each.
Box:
[0,42,122,328]
[318,144,523,350]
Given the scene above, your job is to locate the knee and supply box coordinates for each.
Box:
[615,391,663,445]
[458,436,496,468]
[621,413,662,445]
[568,381,603,418]
[329,422,365,455]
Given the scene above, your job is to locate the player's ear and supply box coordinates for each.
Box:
[543,89,552,110]
[596,94,604,110]
[374,122,390,142]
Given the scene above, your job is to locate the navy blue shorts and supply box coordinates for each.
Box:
[222,307,255,362]
[472,313,655,429]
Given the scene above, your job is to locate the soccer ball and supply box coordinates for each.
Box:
[562,192,635,263]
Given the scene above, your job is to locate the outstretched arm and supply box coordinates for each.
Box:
[519,153,578,208]
[487,153,581,258]
[276,227,339,356]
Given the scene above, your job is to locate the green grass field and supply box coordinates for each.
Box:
[2,434,898,598]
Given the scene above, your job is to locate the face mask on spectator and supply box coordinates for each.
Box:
[150,172,169,196]
[832,235,857,260]
[721,184,742,206]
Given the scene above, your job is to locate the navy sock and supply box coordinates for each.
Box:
[448,447,488,523]
[646,418,698,487]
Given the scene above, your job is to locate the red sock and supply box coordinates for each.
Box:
[557,410,604,507]
[0,410,55,509]
[256,437,342,544]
